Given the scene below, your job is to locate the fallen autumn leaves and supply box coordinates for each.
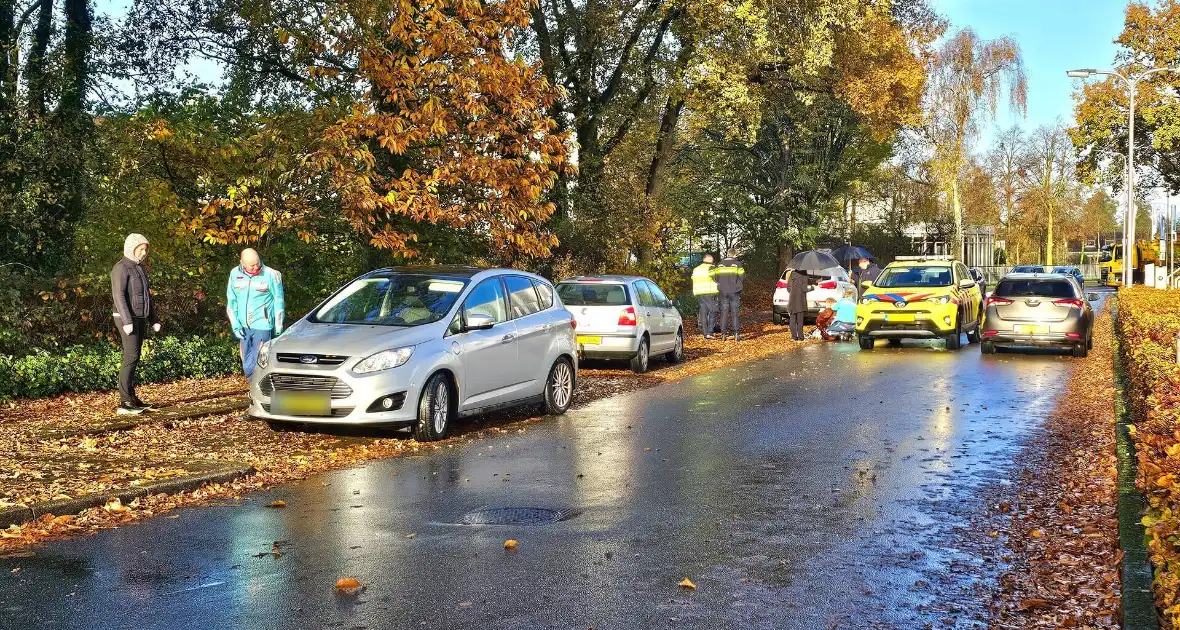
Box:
[0,308,815,551]
[989,306,1121,628]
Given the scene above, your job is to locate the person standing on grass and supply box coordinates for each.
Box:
[226,248,285,380]
[111,233,161,415]
[712,249,745,341]
[691,254,720,340]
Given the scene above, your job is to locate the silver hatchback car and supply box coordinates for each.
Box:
[248,266,578,441]
[981,273,1098,357]
[556,275,685,373]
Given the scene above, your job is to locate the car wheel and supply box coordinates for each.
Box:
[858,335,874,350]
[630,337,650,373]
[981,341,996,355]
[967,324,981,344]
[887,338,903,347]
[413,373,453,442]
[544,358,575,415]
[771,312,785,325]
[665,329,685,364]
[1087,335,1094,350]
[1072,343,1089,358]
[945,317,962,350]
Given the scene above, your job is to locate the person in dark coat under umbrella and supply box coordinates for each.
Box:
[853,257,881,287]
[786,267,813,341]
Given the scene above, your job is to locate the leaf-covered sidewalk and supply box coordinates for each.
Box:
[1,312,814,550]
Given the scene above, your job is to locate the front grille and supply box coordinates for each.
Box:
[276,353,349,366]
[260,373,353,399]
[262,404,354,418]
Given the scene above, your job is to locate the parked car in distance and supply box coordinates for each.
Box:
[981,273,1098,357]
[1051,265,1085,288]
[772,265,857,324]
[248,266,578,441]
[1010,265,1045,274]
[556,276,685,374]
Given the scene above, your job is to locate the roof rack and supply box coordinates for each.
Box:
[894,255,954,262]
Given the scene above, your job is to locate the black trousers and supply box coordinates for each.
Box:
[789,311,805,340]
[719,293,741,335]
[696,294,717,336]
[118,317,146,404]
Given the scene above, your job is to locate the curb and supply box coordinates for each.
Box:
[0,463,255,529]
[37,396,249,440]
[1112,302,1161,630]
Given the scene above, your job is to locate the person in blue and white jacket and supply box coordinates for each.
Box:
[226,248,285,379]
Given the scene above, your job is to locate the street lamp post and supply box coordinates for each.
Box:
[1067,66,1180,288]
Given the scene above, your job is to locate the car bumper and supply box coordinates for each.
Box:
[984,332,1080,347]
[247,363,425,426]
[855,304,957,337]
[576,332,640,359]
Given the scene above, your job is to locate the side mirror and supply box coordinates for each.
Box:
[464,313,496,331]
[860,281,873,290]
[1087,292,1099,302]
[958,278,976,289]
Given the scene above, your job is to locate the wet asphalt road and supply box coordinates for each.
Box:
[0,316,1101,629]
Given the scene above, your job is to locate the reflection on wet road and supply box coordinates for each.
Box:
[1,336,1081,628]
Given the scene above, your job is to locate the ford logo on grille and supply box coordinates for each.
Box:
[894,301,907,308]
[299,355,318,364]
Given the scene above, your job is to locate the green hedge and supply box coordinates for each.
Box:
[0,335,240,401]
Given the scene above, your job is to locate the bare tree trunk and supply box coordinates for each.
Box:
[26,0,53,118]
[0,0,13,114]
[951,179,964,260]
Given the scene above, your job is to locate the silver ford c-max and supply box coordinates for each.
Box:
[248,266,578,441]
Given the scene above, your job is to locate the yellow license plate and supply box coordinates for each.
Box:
[883,314,915,323]
[271,391,331,417]
[577,335,602,345]
[1013,324,1048,335]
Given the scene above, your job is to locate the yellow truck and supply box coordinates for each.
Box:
[1100,240,1161,286]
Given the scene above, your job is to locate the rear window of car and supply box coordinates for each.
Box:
[994,279,1077,298]
[556,282,630,306]
[1012,265,1044,273]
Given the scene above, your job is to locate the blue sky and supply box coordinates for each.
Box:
[931,0,1129,148]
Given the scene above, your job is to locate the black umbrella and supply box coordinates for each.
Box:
[787,250,840,273]
[830,245,873,262]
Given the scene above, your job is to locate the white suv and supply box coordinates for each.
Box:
[556,275,685,373]
[248,266,577,441]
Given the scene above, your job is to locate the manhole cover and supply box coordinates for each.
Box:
[458,507,574,526]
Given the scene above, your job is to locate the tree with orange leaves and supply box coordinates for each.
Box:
[194,0,573,262]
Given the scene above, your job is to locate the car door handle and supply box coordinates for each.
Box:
[501,334,516,344]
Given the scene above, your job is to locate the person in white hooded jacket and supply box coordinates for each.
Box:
[111,233,161,414]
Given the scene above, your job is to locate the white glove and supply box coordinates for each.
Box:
[152,323,161,333]
[122,324,133,335]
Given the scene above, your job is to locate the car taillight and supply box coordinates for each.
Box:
[1053,298,1084,308]
[1066,332,1081,338]
[776,279,789,289]
[570,319,577,330]
[983,330,998,336]
[818,280,837,289]
[985,296,1012,307]
[618,306,637,326]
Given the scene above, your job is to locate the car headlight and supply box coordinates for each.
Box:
[925,296,950,305]
[353,347,415,374]
[860,297,873,305]
[257,341,270,369]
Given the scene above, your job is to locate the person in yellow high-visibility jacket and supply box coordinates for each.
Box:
[691,254,720,339]
[712,251,745,341]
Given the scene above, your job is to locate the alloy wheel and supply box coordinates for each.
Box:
[432,381,449,434]
[552,361,572,409]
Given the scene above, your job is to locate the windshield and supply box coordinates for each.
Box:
[1099,251,1113,262]
[995,279,1077,298]
[311,274,468,326]
[873,266,952,288]
[557,282,630,306]
[1051,267,1077,274]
